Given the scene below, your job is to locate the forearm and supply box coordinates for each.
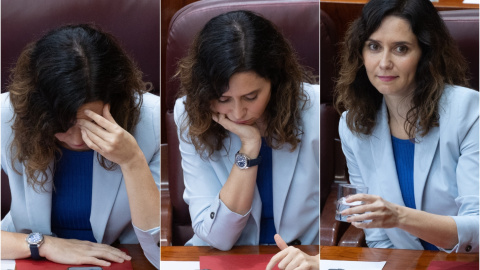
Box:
[398,206,458,249]
[219,142,260,215]
[1,231,31,259]
[120,152,160,231]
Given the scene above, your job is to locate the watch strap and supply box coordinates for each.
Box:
[29,244,41,260]
[247,155,262,167]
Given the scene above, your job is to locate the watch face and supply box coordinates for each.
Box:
[235,153,247,169]
[27,233,43,245]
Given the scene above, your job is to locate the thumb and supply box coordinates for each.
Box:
[274,234,288,250]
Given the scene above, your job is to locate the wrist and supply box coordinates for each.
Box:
[239,141,261,158]
[38,235,52,258]
[396,205,409,229]
[119,150,146,170]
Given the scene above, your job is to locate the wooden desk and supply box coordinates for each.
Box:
[320,245,479,270]
[119,244,157,270]
[161,245,319,261]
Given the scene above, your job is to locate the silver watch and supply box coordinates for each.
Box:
[235,151,262,169]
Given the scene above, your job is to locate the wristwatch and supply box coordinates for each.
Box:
[26,232,44,260]
[235,151,262,169]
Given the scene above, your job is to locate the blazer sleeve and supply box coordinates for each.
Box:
[131,93,160,268]
[174,98,251,250]
[339,113,395,249]
[442,88,479,253]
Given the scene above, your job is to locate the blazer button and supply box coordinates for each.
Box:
[466,245,472,252]
[210,212,215,219]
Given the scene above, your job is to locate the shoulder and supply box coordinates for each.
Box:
[302,82,320,107]
[173,95,187,124]
[439,85,478,120]
[300,83,320,119]
[1,92,14,130]
[134,93,160,141]
[139,92,160,115]
[1,92,13,114]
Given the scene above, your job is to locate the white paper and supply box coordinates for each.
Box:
[1,260,16,270]
[463,0,479,3]
[321,259,386,270]
[160,261,200,270]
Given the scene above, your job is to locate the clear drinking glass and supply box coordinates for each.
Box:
[335,184,368,222]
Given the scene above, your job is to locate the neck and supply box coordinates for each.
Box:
[384,94,413,139]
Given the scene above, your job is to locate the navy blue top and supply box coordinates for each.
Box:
[391,136,438,251]
[51,147,96,242]
[257,138,276,244]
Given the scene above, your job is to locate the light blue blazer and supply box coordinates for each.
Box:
[174,83,320,250]
[339,85,479,253]
[1,92,161,268]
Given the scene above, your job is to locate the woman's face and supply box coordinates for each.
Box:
[54,101,104,151]
[210,71,271,126]
[362,15,422,99]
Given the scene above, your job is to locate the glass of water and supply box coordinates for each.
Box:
[335,184,368,222]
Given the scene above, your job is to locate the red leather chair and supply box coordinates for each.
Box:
[440,9,479,91]
[165,0,319,246]
[1,0,159,94]
[1,0,159,221]
[319,8,355,247]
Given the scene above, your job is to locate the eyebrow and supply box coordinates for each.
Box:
[366,38,413,46]
[220,89,260,98]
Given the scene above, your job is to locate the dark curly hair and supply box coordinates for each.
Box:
[176,10,315,158]
[7,24,151,190]
[334,0,469,138]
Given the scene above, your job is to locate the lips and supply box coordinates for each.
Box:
[377,76,398,82]
[234,120,250,125]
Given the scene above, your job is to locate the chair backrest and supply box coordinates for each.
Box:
[319,9,340,213]
[1,169,11,220]
[165,0,319,246]
[440,9,479,91]
[1,0,159,93]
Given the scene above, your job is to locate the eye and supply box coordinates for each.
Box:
[395,45,408,54]
[217,97,230,103]
[367,42,380,51]
[244,94,258,101]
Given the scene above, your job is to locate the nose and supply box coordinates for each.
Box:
[232,101,246,120]
[379,52,393,70]
[67,125,84,145]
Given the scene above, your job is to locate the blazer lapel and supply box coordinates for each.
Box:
[24,161,54,234]
[90,154,123,243]
[413,126,439,210]
[272,136,301,230]
[370,101,405,207]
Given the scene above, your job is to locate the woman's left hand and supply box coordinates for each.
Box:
[266,234,319,270]
[342,194,403,229]
[77,104,142,167]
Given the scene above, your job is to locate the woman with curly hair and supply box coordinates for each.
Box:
[174,10,319,269]
[1,24,160,268]
[335,0,478,253]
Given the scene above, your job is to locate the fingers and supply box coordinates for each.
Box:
[345,193,374,203]
[82,106,116,132]
[211,113,235,131]
[42,237,131,266]
[80,129,103,153]
[266,249,288,270]
[274,234,288,250]
[84,246,130,264]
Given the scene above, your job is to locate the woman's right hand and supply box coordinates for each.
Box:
[212,112,262,155]
[40,236,131,267]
